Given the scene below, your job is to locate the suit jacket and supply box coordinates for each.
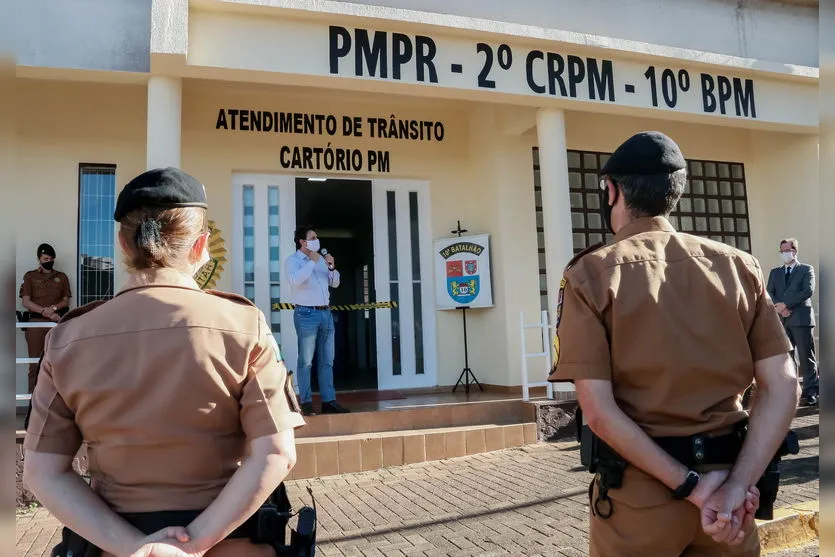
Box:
[766,262,816,327]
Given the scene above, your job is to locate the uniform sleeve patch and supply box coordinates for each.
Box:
[551,276,567,371]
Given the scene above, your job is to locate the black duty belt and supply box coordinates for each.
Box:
[120,510,257,539]
[653,425,746,468]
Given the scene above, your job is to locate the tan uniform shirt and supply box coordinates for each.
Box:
[20,268,71,308]
[24,268,305,513]
[549,217,791,438]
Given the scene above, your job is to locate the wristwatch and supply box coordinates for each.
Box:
[672,470,700,500]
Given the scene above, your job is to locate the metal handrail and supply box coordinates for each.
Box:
[16,321,57,402]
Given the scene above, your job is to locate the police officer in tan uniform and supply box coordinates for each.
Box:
[548,132,800,556]
[19,243,71,392]
[23,167,306,557]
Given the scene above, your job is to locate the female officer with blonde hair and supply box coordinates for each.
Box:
[23,167,305,557]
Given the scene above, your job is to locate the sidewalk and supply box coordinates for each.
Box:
[16,409,819,557]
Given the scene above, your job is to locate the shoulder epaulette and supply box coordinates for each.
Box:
[205,289,257,308]
[563,241,606,273]
[59,300,108,323]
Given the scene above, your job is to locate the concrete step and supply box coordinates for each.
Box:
[296,397,536,439]
[288,422,538,480]
[757,500,819,555]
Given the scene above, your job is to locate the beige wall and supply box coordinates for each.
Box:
[746,132,820,311]
[11,77,820,398]
[13,79,147,396]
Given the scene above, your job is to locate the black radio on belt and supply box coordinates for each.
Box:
[255,483,317,556]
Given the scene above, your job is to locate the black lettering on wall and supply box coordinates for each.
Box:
[547,53,567,97]
[227,109,239,129]
[329,26,352,74]
[216,109,228,129]
[566,55,585,98]
[415,36,438,83]
[701,74,717,113]
[356,29,388,78]
[526,51,546,94]
[392,33,413,80]
[717,76,733,115]
[588,59,615,102]
[733,78,756,118]
[477,43,496,89]
[279,113,293,133]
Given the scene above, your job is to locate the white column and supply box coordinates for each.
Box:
[146,76,182,170]
[536,108,575,397]
[536,108,574,318]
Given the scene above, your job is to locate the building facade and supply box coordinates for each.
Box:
[12,0,820,403]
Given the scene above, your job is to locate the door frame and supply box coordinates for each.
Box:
[231,173,437,392]
[232,173,298,372]
[371,179,437,390]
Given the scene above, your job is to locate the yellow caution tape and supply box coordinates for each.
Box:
[271,301,398,311]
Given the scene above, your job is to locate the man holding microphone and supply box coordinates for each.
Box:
[286,225,350,416]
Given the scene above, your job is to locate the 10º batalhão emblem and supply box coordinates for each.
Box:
[446,258,480,305]
[194,220,227,290]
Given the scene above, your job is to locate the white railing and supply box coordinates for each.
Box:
[15,321,57,402]
[519,310,555,402]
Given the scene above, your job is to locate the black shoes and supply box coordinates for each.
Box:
[800,395,818,407]
[300,401,351,415]
[321,401,351,414]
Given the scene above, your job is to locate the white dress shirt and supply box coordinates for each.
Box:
[285,250,340,307]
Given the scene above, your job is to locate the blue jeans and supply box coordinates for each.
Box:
[293,307,336,404]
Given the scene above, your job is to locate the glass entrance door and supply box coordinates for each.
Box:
[232,174,436,392]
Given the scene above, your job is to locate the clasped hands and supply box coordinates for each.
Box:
[687,470,760,546]
[40,306,61,322]
[126,528,204,557]
[774,303,792,319]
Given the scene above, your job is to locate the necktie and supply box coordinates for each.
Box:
[785,267,791,285]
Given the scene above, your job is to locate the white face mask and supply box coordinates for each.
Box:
[305,239,320,252]
[780,251,795,264]
[198,245,211,268]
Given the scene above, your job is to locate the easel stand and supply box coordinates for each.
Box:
[452,305,483,394]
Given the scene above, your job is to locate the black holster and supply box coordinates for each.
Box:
[51,527,100,557]
[577,407,626,520]
[753,432,800,520]
[50,484,318,557]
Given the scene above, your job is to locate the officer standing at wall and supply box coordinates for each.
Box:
[19,243,71,393]
[548,132,800,556]
[23,168,306,557]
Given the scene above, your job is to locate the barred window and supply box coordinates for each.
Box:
[532,148,752,309]
[672,160,751,252]
[77,164,116,306]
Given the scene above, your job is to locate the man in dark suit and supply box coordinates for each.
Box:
[766,238,819,406]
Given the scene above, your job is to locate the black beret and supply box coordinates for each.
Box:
[600,131,686,177]
[37,243,55,258]
[114,167,208,221]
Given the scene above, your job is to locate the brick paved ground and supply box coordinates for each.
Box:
[16,409,819,557]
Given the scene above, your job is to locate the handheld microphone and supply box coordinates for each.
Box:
[320,248,334,270]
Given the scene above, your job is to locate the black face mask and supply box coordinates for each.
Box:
[41,261,54,271]
[599,180,619,235]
